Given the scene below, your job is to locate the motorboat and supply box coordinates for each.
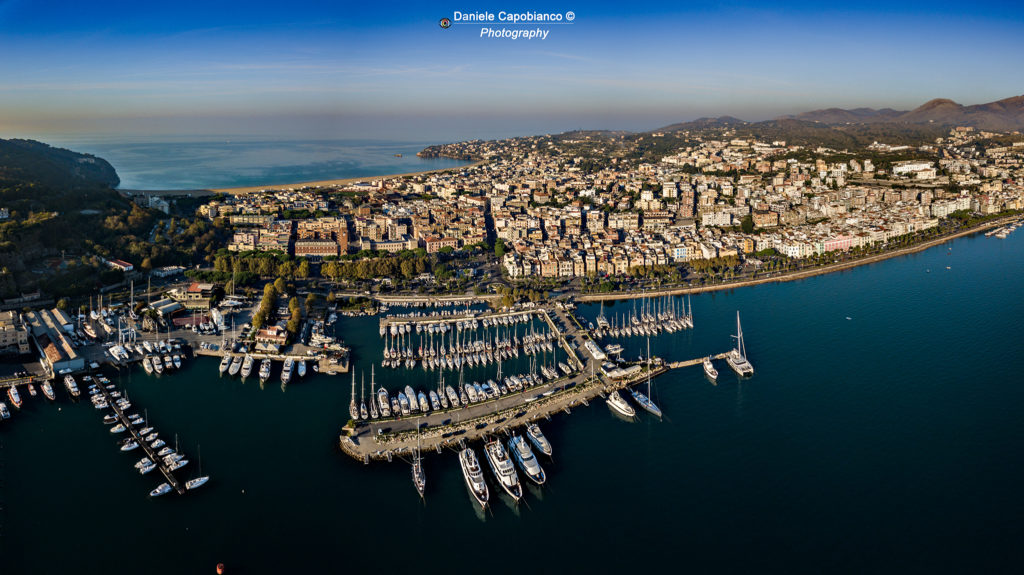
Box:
[219,354,231,374]
[259,359,271,382]
[7,386,23,409]
[525,423,552,456]
[149,483,172,497]
[606,390,635,417]
[484,439,522,501]
[509,434,546,485]
[281,358,293,385]
[240,355,254,379]
[142,356,153,375]
[0,401,9,419]
[703,356,718,380]
[459,447,489,509]
[297,360,306,378]
[228,355,243,376]
[186,476,209,490]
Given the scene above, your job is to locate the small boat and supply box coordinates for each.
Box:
[297,360,306,378]
[139,462,157,474]
[157,447,174,457]
[168,459,188,471]
[606,390,635,418]
[41,381,56,401]
[151,438,166,449]
[703,356,718,380]
[173,354,182,369]
[142,356,153,375]
[525,423,552,456]
[27,383,37,397]
[120,439,139,451]
[163,354,174,371]
[186,476,209,490]
[0,401,9,419]
[152,355,164,375]
[103,413,119,424]
[509,434,546,485]
[459,447,489,509]
[110,423,127,433]
[7,386,23,409]
[150,483,172,497]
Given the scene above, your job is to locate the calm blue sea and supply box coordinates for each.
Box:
[52,138,470,190]
[1,226,1022,574]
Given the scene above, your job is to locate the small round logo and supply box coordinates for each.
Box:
[565,11,575,21]
[439,18,451,29]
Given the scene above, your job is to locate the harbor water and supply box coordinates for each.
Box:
[2,229,1023,573]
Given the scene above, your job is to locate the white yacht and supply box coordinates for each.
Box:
[459,448,489,509]
[0,401,9,419]
[411,449,426,499]
[484,439,522,501]
[606,390,636,418]
[377,386,391,418]
[703,356,718,380]
[259,358,272,382]
[509,435,546,485]
[281,358,293,384]
[173,354,182,369]
[142,356,153,375]
[297,360,306,378]
[240,355,254,379]
[228,355,243,376]
[41,381,56,401]
[526,423,552,456]
[186,476,209,490]
[726,311,754,376]
[219,354,231,375]
[152,355,164,375]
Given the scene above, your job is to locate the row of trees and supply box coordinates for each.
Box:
[251,277,286,331]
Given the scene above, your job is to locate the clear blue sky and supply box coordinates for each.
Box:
[1,0,1022,142]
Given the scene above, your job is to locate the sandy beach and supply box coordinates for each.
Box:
[211,159,486,195]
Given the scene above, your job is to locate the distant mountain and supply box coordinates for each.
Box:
[783,95,1024,131]
[0,138,119,190]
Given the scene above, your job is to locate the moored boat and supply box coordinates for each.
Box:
[484,439,522,501]
[219,354,231,375]
[7,385,23,409]
[150,483,172,497]
[525,423,552,456]
[459,447,489,509]
[606,390,635,418]
[509,434,546,485]
[703,356,718,380]
[41,381,56,401]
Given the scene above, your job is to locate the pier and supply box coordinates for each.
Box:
[92,378,186,495]
[338,350,727,463]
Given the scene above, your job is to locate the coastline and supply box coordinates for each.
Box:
[576,214,1020,302]
[211,159,487,195]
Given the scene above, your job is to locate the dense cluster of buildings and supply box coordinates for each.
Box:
[196,127,1024,280]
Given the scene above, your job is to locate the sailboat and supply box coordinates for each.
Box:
[726,311,754,376]
[630,337,663,418]
[411,430,426,498]
[359,374,369,420]
[348,371,359,421]
[186,444,210,490]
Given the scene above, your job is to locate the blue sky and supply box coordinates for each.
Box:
[1,0,1022,141]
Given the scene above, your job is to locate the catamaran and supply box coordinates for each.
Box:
[484,439,522,501]
[459,447,489,509]
[509,434,546,485]
[726,311,754,376]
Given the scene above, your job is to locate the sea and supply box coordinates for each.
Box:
[2,222,1023,573]
[47,138,471,190]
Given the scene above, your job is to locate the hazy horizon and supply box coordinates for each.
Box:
[1,1,1022,143]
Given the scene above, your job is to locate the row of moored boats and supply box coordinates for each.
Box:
[218,354,308,384]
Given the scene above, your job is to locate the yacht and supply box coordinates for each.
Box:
[163,354,174,371]
[606,390,635,418]
[297,360,306,378]
[120,439,139,451]
[152,355,164,375]
[151,438,166,449]
[7,386,23,409]
[186,476,209,490]
[168,459,189,471]
[509,435,546,485]
[103,413,119,424]
[240,355,254,379]
[139,462,157,474]
[41,381,56,401]
[281,358,293,385]
[219,354,231,375]
[398,392,411,416]
[228,355,243,376]
[64,375,79,398]
[726,311,754,376]
[110,423,127,433]
[173,354,182,369]
[27,383,36,397]
[149,483,172,497]
[484,439,522,501]
[259,359,272,382]
[142,356,153,375]
[0,401,9,419]
[526,423,553,456]
[157,447,174,457]
[417,392,429,413]
[459,448,489,509]
[703,356,718,380]
[377,387,391,418]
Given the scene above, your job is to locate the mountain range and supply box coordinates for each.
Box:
[779,95,1024,131]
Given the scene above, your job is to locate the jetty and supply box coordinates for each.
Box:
[93,379,186,495]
